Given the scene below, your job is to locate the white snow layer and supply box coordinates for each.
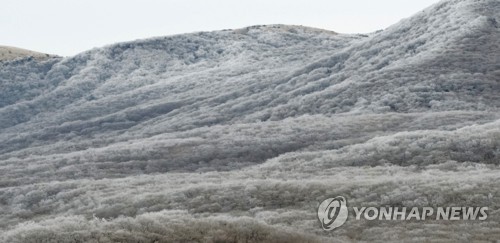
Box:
[0,0,500,242]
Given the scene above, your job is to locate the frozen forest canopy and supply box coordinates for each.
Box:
[0,0,499,242]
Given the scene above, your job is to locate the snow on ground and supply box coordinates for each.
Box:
[0,0,499,242]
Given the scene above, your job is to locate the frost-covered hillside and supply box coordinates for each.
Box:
[1,0,500,242]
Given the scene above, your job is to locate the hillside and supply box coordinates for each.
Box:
[0,0,499,242]
[0,46,55,61]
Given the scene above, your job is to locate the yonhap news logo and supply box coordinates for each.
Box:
[318,196,489,231]
[317,196,348,231]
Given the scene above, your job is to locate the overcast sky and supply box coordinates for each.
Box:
[1,0,440,56]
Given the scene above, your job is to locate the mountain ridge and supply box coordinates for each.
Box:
[0,45,57,62]
[1,0,500,242]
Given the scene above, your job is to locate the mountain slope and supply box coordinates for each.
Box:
[0,46,55,61]
[1,0,500,242]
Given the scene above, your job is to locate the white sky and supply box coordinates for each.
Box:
[1,0,440,56]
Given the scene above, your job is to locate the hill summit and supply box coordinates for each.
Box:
[0,45,55,61]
